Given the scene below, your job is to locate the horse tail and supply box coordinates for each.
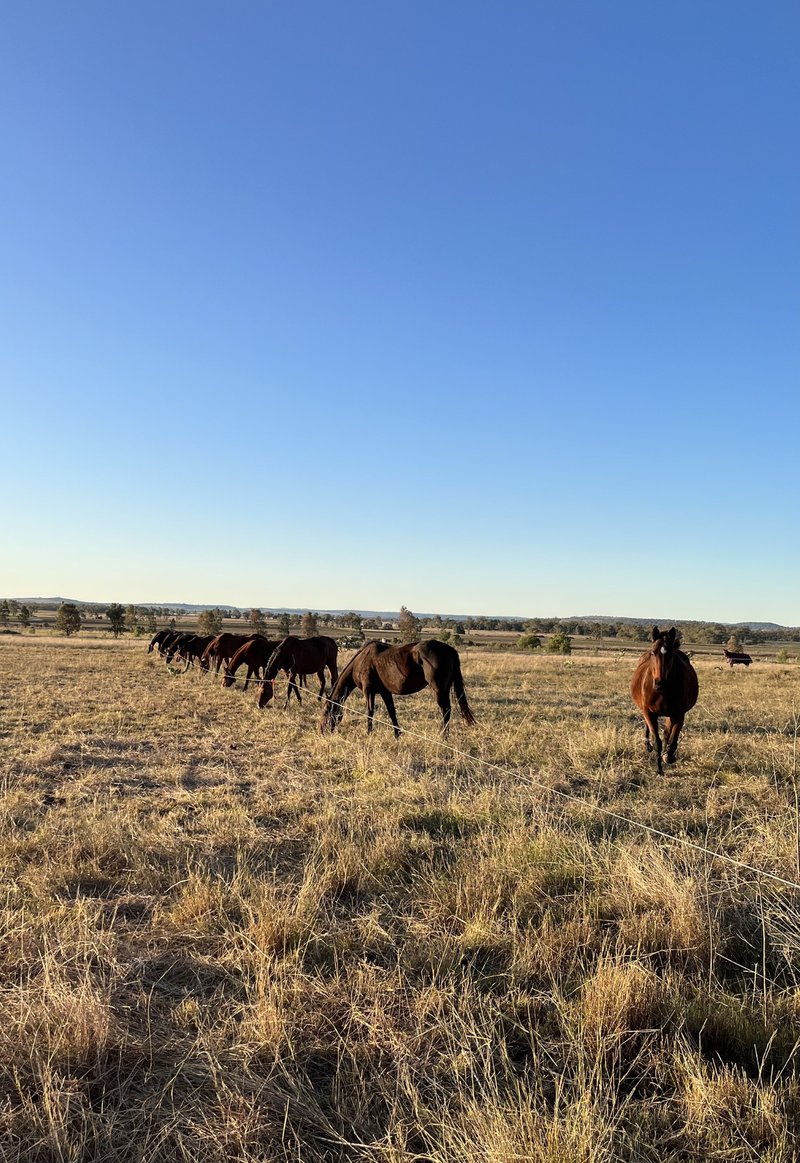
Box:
[452,654,476,726]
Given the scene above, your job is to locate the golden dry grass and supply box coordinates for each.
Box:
[2,637,800,1160]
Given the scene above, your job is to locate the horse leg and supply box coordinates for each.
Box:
[381,692,401,739]
[285,673,302,708]
[316,669,326,699]
[436,688,452,738]
[365,689,376,733]
[643,710,663,773]
[665,716,684,765]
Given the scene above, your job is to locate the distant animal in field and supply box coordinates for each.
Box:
[201,633,256,675]
[259,636,339,709]
[724,648,753,668]
[222,638,280,690]
[320,639,476,738]
[630,626,698,774]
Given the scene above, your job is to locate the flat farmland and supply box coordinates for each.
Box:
[2,638,800,1161]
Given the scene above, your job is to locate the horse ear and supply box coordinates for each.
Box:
[651,626,660,641]
[667,626,677,642]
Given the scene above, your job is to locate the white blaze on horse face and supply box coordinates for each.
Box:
[661,647,667,654]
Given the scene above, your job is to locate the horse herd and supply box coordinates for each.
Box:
[147,629,476,737]
[148,624,699,770]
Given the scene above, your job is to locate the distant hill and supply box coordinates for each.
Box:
[575,615,790,631]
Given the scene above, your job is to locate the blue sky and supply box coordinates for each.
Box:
[2,2,798,623]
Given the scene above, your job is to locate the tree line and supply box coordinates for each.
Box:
[6,599,799,647]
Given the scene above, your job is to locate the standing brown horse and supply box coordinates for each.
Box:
[320,639,476,738]
[630,626,698,774]
[259,636,338,708]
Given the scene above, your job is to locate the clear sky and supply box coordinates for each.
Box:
[2,2,798,623]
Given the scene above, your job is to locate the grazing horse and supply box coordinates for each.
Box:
[201,633,255,675]
[723,649,753,668]
[320,639,476,738]
[171,634,215,671]
[164,632,195,663]
[630,626,698,774]
[259,636,338,709]
[148,630,171,654]
[222,638,280,690]
[154,630,182,656]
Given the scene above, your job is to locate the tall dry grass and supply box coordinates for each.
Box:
[1,637,800,1159]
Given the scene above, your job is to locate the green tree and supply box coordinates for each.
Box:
[518,633,542,651]
[17,604,32,629]
[249,608,267,635]
[546,630,572,655]
[107,603,126,637]
[0,600,9,627]
[55,603,82,637]
[398,605,422,644]
[301,611,319,637]
[197,608,224,636]
[278,612,292,637]
[125,604,139,634]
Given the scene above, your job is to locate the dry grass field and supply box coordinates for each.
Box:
[2,637,800,1161]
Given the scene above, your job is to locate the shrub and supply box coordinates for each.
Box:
[517,633,541,651]
[546,631,572,655]
[55,603,81,637]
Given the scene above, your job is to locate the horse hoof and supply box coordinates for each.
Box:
[667,752,678,765]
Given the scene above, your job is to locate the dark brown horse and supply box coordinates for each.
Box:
[320,639,476,738]
[164,632,195,663]
[630,626,699,774]
[148,630,171,654]
[171,634,215,671]
[723,649,753,667]
[259,636,338,708]
[201,633,255,674]
[222,638,280,690]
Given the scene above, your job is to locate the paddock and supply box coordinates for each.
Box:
[2,636,800,1161]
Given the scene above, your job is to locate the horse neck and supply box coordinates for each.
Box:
[329,656,357,702]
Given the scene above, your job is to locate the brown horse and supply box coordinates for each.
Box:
[320,639,476,738]
[164,632,195,663]
[154,630,183,657]
[201,633,255,674]
[171,634,215,671]
[630,626,699,774]
[222,638,280,690]
[259,636,338,708]
[148,629,171,654]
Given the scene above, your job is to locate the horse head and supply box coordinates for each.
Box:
[257,678,275,708]
[649,625,680,692]
[221,668,235,688]
[319,694,343,733]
